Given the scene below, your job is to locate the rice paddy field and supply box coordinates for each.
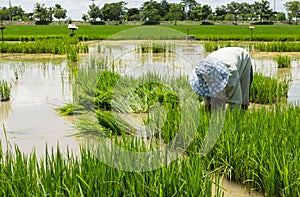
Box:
[1,24,300,41]
[0,24,300,196]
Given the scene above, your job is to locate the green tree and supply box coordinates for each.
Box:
[181,0,198,20]
[101,1,126,22]
[82,14,89,22]
[239,2,251,21]
[285,1,300,24]
[189,5,202,21]
[158,0,170,18]
[140,1,161,21]
[127,8,140,21]
[201,4,212,21]
[165,3,184,25]
[214,5,227,21]
[276,12,286,22]
[226,2,241,24]
[87,3,101,22]
[9,6,25,21]
[33,3,52,22]
[253,0,273,22]
[0,7,10,21]
[53,4,67,25]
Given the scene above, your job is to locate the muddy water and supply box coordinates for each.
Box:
[88,40,205,77]
[0,59,82,156]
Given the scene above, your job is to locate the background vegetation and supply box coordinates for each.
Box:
[1,25,300,42]
[0,0,299,24]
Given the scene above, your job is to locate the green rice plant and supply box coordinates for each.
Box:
[56,103,86,115]
[276,55,291,68]
[250,73,289,104]
[0,38,89,55]
[254,42,300,52]
[0,140,215,196]
[61,68,201,142]
[74,115,108,137]
[185,105,300,196]
[94,71,121,110]
[203,41,300,53]
[204,42,235,52]
[138,42,176,53]
[96,110,136,135]
[67,46,79,62]
[3,25,300,42]
[214,106,300,196]
[0,80,12,102]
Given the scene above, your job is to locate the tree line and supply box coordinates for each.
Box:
[0,0,299,25]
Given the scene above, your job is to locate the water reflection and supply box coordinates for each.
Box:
[89,40,205,77]
[0,101,11,122]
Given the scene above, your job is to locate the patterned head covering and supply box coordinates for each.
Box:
[189,57,229,97]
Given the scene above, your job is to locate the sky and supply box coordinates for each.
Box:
[4,0,289,20]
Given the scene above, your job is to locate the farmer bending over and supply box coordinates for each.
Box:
[189,47,253,110]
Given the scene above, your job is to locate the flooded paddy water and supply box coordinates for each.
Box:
[0,58,83,156]
[0,41,300,196]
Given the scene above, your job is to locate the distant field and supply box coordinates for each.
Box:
[2,24,300,41]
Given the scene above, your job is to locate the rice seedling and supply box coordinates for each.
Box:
[0,80,12,102]
[0,139,215,196]
[0,38,89,55]
[276,55,291,68]
[203,41,300,53]
[184,104,300,196]
[138,42,176,53]
[56,103,86,116]
[214,106,300,196]
[4,25,300,42]
[254,42,300,52]
[67,46,79,62]
[250,73,289,104]
[96,110,136,135]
